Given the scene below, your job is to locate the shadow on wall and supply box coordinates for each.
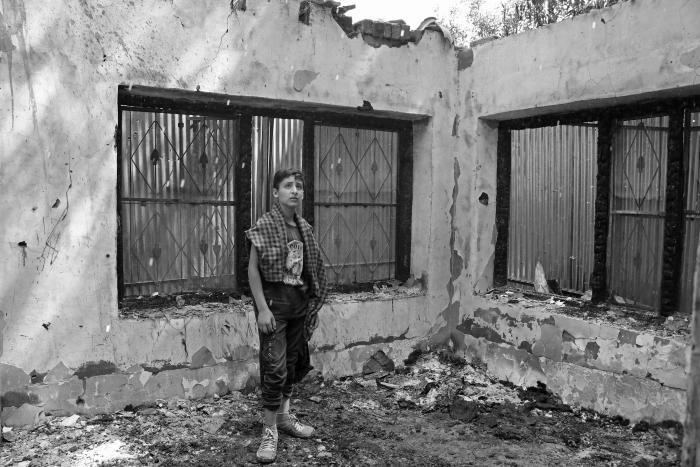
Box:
[0,0,444,374]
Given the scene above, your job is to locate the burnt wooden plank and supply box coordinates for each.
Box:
[119,85,422,129]
[396,126,413,282]
[494,125,511,287]
[591,117,613,302]
[660,109,686,315]
[236,116,253,290]
[302,118,315,227]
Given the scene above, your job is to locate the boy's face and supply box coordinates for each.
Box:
[273,175,304,210]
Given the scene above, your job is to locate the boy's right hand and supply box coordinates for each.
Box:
[257,308,276,334]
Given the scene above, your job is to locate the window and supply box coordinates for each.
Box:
[119,109,239,297]
[117,86,414,298]
[496,99,700,315]
[314,125,398,283]
[507,124,597,293]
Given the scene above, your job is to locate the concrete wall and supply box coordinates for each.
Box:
[2,0,700,426]
[441,0,700,422]
[0,0,458,423]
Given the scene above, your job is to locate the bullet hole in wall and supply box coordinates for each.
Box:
[439,91,443,98]
[106,254,110,258]
[479,192,489,205]
[17,241,27,247]
[42,322,51,330]
[31,206,37,211]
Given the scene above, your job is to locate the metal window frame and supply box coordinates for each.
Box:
[496,95,700,315]
[117,85,418,298]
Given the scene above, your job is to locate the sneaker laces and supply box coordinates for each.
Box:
[260,427,277,450]
[285,413,305,430]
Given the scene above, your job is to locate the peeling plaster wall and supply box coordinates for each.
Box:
[0,0,459,420]
[2,0,699,425]
[446,0,700,423]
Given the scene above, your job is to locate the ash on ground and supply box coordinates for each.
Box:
[1,351,681,466]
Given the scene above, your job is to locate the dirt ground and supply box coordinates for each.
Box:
[0,352,682,466]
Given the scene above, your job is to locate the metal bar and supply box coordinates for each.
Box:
[123,197,236,206]
[325,260,395,268]
[609,210,666,218]
[125,274,236,288]
[313,201,398,207]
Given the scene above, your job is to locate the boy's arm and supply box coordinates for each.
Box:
[248,246,276,334]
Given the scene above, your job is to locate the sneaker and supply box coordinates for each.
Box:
[256,426,278,464]
[276,412,314,438]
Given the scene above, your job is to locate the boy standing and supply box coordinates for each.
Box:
[245,168,327,463]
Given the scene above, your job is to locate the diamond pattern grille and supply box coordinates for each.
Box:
[314,126,397,284]
[609,117,668,308]
[121,110,238,296]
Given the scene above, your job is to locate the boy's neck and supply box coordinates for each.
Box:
[278,204,296,224]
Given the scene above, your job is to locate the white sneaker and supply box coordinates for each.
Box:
[256,425,278,463]
[277,413,314,438]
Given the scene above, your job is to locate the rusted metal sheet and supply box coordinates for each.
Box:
[608,116,668,309]
[681,111,700,314]
[508,124,597,293]
[314,125,397,284]
[121,110,238,296]
[251,117,304,222]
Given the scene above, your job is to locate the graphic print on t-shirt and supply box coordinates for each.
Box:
[283,239,304,286]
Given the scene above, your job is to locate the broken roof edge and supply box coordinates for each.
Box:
[118,85,430,125]
[325,3,455,49]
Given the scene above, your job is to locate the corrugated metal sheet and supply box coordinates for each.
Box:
[508,124,597,293]
[251,117,304,222]
[314,125,397,284]
[608,116,668,309]
[121,110,238,296]
[681,111,700,314]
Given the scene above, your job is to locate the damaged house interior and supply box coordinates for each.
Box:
[1,0,699,464]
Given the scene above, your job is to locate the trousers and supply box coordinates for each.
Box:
[257,282,309,411]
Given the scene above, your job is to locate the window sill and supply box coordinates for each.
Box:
[481,287,691,343]
[118,284,425,320]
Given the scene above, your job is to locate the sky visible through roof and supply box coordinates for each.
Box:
[340,0,502,29]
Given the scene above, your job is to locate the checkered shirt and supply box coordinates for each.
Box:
[246,204,328,338]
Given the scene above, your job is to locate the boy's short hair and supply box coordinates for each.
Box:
[272,168,305,189]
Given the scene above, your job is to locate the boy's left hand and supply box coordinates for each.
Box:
[303,312,318,340]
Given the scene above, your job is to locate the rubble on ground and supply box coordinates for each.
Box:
[0,352,682,466]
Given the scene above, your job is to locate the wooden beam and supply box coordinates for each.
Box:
[494,125,511,287]
[591,117,613,302]
[235,116,253,290]
[302,118,315,227]
[395,126,413,282]
[116,108,125,299]
[118,85,422,129]
[660,109,686,315]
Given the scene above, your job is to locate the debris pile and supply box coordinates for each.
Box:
[0,352,683,466]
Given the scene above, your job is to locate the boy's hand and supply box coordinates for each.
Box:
[303,312,318,340]
[258,308,276,334]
